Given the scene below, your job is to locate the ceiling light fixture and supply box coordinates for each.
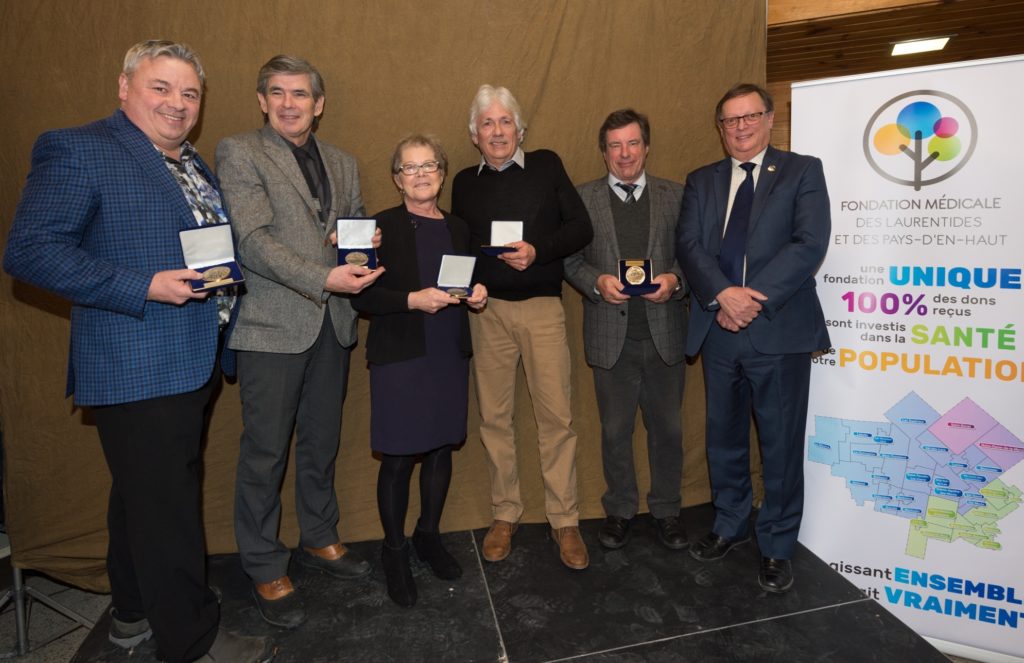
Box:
[891,37,950,56]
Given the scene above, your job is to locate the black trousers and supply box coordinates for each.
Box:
[93,372,220,663]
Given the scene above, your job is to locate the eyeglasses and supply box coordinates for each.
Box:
[397,161,441,176]
[718,111,769,129]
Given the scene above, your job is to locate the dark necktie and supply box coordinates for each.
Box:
[616,182,638,204]
[718,162,756,285]
[297,149,331,228]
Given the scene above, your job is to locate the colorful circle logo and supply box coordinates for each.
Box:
[863,90,977,190]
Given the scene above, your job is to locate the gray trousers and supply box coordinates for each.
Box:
[235,314,350,583]
[593,337,684,520]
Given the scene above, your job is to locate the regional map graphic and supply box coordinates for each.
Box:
[808,392,1022,558]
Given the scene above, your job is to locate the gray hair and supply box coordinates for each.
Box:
[715,83,774,122]
[257,55,325,100]
[390,134,449,175]
[123,40,205,86]
[468,84,526,140]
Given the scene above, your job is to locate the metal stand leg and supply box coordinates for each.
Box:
[0,566,28,656]
[0,566,96,657]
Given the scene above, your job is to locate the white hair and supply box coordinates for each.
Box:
[468,84,526,141]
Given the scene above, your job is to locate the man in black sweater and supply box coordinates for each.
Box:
[452,84,593,570]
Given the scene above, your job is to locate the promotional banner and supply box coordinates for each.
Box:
[794,56,1024,660]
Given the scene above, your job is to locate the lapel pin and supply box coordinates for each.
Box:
[767,165,776,172]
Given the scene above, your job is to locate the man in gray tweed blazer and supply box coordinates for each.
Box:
[564,109,688,552]
[216,55,382,629]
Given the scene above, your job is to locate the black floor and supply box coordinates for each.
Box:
[71,504,946,662]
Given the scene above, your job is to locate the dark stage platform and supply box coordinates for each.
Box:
[71,504,946,662]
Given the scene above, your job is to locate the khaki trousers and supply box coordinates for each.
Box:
[470,297,579,528]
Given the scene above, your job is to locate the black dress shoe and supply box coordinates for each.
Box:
[758,557,794,594]
[597,516,631,549]
[688,531,751,562]
[654,516,689,550]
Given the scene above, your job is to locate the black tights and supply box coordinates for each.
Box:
[377,446,453,547]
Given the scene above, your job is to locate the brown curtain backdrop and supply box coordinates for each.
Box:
[0,0,766,591]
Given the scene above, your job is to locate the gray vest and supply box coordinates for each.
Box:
[609,187,651,340]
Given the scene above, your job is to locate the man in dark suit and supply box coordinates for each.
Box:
[216,55,382,628]
[565,109,688,551]
[4,40,271,662]
[676,83,831,593]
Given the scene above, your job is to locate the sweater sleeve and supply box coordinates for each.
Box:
[531,151,593,265]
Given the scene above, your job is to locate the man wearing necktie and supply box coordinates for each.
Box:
[216,55,383,628]
[676,84,831,593]
[565,109,688,553]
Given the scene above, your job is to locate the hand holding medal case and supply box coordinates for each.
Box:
[619,258,658,296]
[480,220,522,256]
[179,224,244,291]
[437,255,476,298]
[337,217,378,269]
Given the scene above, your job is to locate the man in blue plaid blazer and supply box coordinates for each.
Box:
[4,41,271,663]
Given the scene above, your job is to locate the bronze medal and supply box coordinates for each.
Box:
[345,251,369,266]
[202,266,231,282]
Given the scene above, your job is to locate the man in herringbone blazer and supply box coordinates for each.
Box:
[216,55,382,629]
[564,109,689,553]
[4,41,271,662]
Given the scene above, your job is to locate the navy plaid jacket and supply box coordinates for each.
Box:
[4,110,229,407]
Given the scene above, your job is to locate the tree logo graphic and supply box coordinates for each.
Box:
[862,90,977,191]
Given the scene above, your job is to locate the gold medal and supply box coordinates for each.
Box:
[447,287,468,298]
[202,266,231,282]
[625,265,646,285]
[345,251,369,266]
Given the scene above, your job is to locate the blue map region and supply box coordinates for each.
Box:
[808,392,1023,557]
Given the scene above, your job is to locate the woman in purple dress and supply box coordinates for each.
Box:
[352,135,486,606]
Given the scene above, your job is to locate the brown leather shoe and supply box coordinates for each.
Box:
[304,542,348,560]
[482,520,518,562]
[296,542,370,578]
[254,576,295,601]
[253,576,305,629]
[552,526,589,570]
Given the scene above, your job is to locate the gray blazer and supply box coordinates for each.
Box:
[216,125,365,353]
[564,175,687,370]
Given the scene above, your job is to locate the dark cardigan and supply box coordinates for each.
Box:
[352,204,473,365]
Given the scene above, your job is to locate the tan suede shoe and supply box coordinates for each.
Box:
[552,526,589,570]
[482,519,518,562]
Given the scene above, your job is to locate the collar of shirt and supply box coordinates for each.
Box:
[291,133,320,160]
[153,140,194,162]
[477,146,525,174]
[607,171,648,202]
[729,147,768,186]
